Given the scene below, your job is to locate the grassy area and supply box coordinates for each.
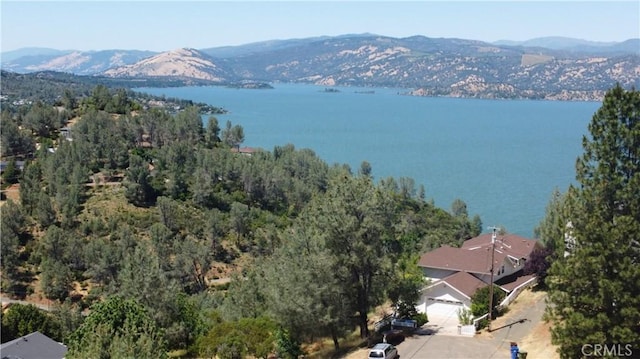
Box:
[305,330,368,359]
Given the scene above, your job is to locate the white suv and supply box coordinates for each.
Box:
[368,343,399,359]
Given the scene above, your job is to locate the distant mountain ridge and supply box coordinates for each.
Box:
[102,48,230,81]
[2,34,639,101]
[0,47,74,63]
[2,49,156,75]
[493,36,640,54]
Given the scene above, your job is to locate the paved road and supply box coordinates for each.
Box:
[1,295,54,312]
[392,291,546,359]
[395,329,511,359]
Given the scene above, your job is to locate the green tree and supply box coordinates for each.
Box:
[36,190,56,228]
[173,235,213,293]
[83,237,122,288]
[158,142,194,200]
[1,158,21,185]
[534,188,578,259]
[1,304,61,343]
[87,84,111,111]
[205,116,221,147]
[124,154,156,206]
[19,161,43,216]
[172,106,203,143]
[546,85,640,358]
[40,259,73,301]
[149,223,175,270]
[306,174,397,338]
[50,300,84,341]
[37,225,67,262]
[387,253,425,319]
[61,88,77,110]
[105,88,133,114]
[261,223,351,350]
[359,160,372,178]
[229,202,251,246]
[222,120,245,150]
[470,285,505,320]
[66,297,167,359]
[196,316,276,359]
[23,101,58,138]
[1,112,35,157]
[275,328,303,359]
[0,200,25,291]
[220,269,268,321]
[451,198,468,217]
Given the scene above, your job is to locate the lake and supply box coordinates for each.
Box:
[135,83,601,238]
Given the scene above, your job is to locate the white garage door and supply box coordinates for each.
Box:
[426,299,464,319]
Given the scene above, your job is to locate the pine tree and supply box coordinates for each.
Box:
[546,85,640,358]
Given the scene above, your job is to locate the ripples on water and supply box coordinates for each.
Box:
[136,84,600,237]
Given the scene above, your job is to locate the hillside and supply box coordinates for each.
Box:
[217,35,639,100]
[0,70,226,114]
[2,34,640,100]
[0,75,483,356]
[2,49,156,75]
[102,48,230,82]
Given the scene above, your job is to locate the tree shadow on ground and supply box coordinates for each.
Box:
[489,318,529,332]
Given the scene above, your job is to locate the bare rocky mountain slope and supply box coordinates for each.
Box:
[3,34,639,100]
[102,48,230,82]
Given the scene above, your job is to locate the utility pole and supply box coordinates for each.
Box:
[487,226,498,332]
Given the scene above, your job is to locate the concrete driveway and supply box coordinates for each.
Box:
[397,330,511,359]
[344,289,547,359]
[396,289,546,359]
[422,312,461,336]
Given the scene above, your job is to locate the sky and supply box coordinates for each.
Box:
[1,1,639,53]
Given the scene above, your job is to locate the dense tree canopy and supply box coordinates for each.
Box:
[1,304,61,343]
[0,81,483,356]
[66,297,167,359]
[545,85,640,358]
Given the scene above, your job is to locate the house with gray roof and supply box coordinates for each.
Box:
[0,331,67,359]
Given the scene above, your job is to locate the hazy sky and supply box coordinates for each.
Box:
[1,1,639,52]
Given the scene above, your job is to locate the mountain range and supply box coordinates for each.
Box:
[2,35,639,101]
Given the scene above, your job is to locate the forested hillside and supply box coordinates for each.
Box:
[0,79,481,357]
[0,71,226,115]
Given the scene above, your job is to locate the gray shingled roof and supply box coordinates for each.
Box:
[0,331,67,359]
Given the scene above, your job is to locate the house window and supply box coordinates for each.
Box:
[501,265,505,275]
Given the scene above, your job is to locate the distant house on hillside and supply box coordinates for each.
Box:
[0,331,67,359]
[416,232,540,319]
[59,126,72,141]
[0,160,25,173]
[230,146,257,156]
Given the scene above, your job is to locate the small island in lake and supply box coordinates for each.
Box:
[227,82,274,89]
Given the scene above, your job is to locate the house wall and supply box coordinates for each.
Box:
[475,257,525,284]
[416,281,471,314]
[422,268,457,282]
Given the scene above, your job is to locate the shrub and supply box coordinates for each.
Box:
[475,318,489,330]
[457,308,473,325]
[470,285,505,319]
[413,312,428,327]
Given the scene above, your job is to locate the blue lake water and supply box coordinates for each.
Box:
[135,83,601,237]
